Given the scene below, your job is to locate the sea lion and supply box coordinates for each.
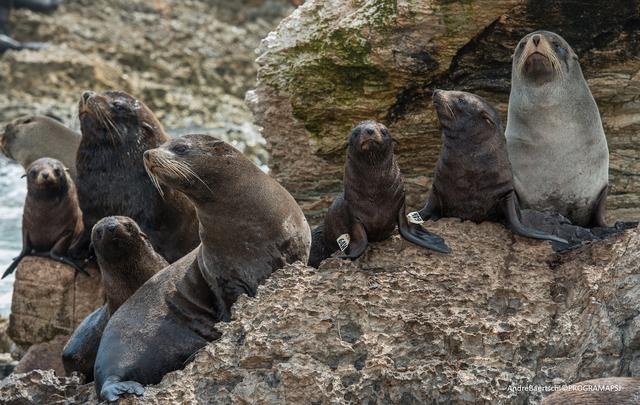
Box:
[505,30,609,227]
[541,377,640,405]
[2,158,85,278]
[0,115,81,179]
[69,90,199,263]
[408,90,566,245]
[62,216,167,381]
[94,134,311,401]
[308,120,449,268]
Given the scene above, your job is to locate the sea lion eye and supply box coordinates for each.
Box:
[112,102,128,112]
[172,144,189,155]
[381,128,390,137]
[54,168,61,176]
[458,98,466,105]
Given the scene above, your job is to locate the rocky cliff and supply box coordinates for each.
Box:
[1,221,639,404]
[248,0,640,221]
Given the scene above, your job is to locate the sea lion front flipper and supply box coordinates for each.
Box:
[100,377,145,402]
[398,205,450,253]
[416,191,442,222]
[591,185,608,228]
[502,192,568,244]
[338,222,368,260]
[2,232,32,279]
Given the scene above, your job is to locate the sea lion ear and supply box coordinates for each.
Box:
[392,138,400,146]
[21,173,26,178]
[139,231,150,240]
[64,167,70,173]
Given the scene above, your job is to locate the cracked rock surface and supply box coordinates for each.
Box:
[3,220,638,404]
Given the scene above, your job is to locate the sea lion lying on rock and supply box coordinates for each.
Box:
[70,90,199,263]
[308,120,450,268]
[2,158,85,278]
[94,134,311,401]
[0,115,80,179]
[408,90,566,245]
[505,31,609,227]
[62,216,167,382]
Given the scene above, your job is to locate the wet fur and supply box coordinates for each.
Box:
[71,90,199,263]
[94,135,311,401]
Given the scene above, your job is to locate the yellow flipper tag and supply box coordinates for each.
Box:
[407,211,424,224]
[336,234,350,252]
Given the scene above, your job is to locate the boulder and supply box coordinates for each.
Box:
[1,220,639,404]
[248,0,640,222]
[13,335,69,377]
[8,257,104,348]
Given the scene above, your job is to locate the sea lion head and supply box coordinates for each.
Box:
[143,134,253,203]
[78,90,165,146]
[513,30,578,86]
[25,157,70,194]
[347,120,395,162]
[91,216,150,261]
[432,89,501,141]
[1,116,58,160]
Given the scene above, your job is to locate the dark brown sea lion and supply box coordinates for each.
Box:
[94,134,311,401]
[541,377,640,405]
[505,31,609,227]
[2,158,85,278]
[69,90,199,263]
[62,216,168,381]
[308,120,449,268]
[0,115,81,179]
[409,90,566,245]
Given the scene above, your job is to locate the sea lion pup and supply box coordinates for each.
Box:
[408,90,567,245]
[2,158,85,278]
[69,90,199,263]
[308,120,449,268]
[94,134,311,401]
[505,30,609,227]
[541,377,640,405]
[62,216,167,381]
[0,115,81,179]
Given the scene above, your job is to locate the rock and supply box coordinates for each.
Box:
[1,0,294,165]
[0,317,17,380]
[249,0,640,222]
[13,335,69,377]
[2,221,638,404]
[7,257,104,348]
[0,369,95,405]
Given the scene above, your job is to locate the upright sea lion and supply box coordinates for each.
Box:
[541,377,640,405]
[408,90,566,245]
[62,216,167,381]
[308,120,449,268]
[505,30,609,227]
[0,115,80,179]
[94,134,311,401]
[2,158,85,278]
[70,90,199,263]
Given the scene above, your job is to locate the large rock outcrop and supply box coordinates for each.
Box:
[2,221,639,404]
[248,0,640,221]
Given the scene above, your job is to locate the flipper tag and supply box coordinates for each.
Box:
[337,234,350,252]
[407,211,424,224]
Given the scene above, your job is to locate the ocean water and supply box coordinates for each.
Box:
[0,157,27,317]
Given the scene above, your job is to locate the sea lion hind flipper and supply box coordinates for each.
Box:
[100,378,144,402]
[398,206,450,254]
[502,192,568,245]
[2,254,26,279]
[591,185,608,228]
[30,251,89,276]
[308,225,334,268]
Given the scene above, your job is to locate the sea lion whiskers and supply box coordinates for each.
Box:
[144,163,165,198]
